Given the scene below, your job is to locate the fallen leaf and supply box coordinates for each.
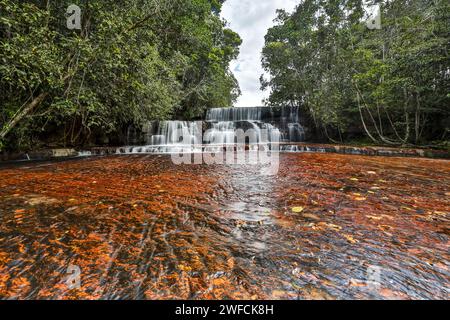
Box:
[343,234,358,244]
[177,264,192,272]
[291,206,304,213]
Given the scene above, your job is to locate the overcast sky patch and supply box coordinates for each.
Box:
[221,0,298,107]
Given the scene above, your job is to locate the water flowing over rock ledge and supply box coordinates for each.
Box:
[3,106,448,162]
[1,143,449,163]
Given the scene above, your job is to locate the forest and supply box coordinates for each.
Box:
[1,0,449,152]
[262,0,449,146]
[0,0,241,151]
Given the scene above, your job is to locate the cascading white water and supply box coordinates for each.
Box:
[204,121,236,145]
[151,121,201,146]
[204,106,304,145]
[206,107,263,122]
[116,106,305,154]
[121,121,202,154]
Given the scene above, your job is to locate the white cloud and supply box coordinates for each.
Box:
[221,0,298,107]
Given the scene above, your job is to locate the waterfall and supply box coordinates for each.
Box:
[118,106,305,154]
[204,121,236,145]
[122,121,202,154]
[206,107,263,122]
[151,121,201,146]
[205,106,304,144]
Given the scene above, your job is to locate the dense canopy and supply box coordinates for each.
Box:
[0,0,241,150]
[262,0,449,145]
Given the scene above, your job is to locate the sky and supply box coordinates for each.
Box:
[221,0,298,107]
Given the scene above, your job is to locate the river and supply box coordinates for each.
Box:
[0,153,448,299]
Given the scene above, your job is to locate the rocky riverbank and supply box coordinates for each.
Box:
[1,143,449,163]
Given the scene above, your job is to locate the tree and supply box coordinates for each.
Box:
[261,0,449,145]
[0,0,241,150]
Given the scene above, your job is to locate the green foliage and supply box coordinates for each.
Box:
[0,0,241,150]
[262,0,449,145]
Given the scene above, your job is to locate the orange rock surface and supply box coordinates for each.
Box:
[0,154,448,299]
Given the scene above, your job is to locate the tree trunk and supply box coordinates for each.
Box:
[0,92,49,141]
[415,91,421,143]
[357,92,378,143]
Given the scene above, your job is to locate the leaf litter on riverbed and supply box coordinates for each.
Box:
[0,153,448,299]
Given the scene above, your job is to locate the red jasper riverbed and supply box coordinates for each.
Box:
[0,153,449,299]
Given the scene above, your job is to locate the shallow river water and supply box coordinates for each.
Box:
[0,153,449,299]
